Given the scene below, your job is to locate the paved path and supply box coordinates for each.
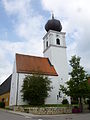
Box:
[0,109,90,120]
[0,109,26,120]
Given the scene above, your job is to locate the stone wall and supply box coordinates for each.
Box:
[13,106,72,115]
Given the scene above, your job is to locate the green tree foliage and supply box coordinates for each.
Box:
[60,55,89,112]
[87,78,90,99]
[62,99,69,104]
[21,74,52,106]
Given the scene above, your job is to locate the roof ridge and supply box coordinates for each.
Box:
[16,53,48,59]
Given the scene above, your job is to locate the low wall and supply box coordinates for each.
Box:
[13,106,72,115]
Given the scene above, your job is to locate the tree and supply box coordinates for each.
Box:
[60,55,88,112]
[86,78,90,99]
[21,74,52,106]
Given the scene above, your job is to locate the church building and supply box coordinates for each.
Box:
[9,15,70,106]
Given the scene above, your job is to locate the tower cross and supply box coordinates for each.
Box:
[51,11,54,19]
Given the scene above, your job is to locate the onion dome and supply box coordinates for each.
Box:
[45,14,62,32]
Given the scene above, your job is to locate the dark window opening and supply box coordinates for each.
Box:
[56,38,60,45]
[46,41,48,48]
[59,92,61,97]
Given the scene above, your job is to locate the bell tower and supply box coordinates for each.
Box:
[43,15,70,103]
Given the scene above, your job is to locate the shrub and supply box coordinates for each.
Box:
[21,74,52,106]
[0,102,5,108]
[62,99,69,104]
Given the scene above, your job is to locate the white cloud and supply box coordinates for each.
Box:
[2,0,31,17]
[0,36,43,84]
[0,40,12,84]
[0,0,45,83]
[42,0,90,73]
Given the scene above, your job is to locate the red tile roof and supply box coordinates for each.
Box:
[16,53,58,76]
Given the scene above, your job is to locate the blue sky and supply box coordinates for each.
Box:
[0,0,90,84]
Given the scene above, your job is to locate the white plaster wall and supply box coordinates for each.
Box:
[9,59,18,106]
[15,72,59,105]
[43,30,70,104]
[49,46,68,84]
[17,73,28,105]
[43,30,66,51]
[45,76,60,104]
[9,56,60,105]
[10,71,30,106]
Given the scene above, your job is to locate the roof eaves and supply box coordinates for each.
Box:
[17,71,58,76]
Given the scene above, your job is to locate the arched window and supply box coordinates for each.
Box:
[56,38,60,45]
[46,41,48,48]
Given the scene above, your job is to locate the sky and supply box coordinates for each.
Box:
[0,0,90,84]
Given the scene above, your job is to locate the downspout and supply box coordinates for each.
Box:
[16,73,19,106]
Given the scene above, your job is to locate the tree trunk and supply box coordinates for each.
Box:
[79,97,83,112]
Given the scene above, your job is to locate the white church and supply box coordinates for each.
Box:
[9,15,70,106]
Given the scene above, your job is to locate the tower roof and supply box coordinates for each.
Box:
[45,14,62,32]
